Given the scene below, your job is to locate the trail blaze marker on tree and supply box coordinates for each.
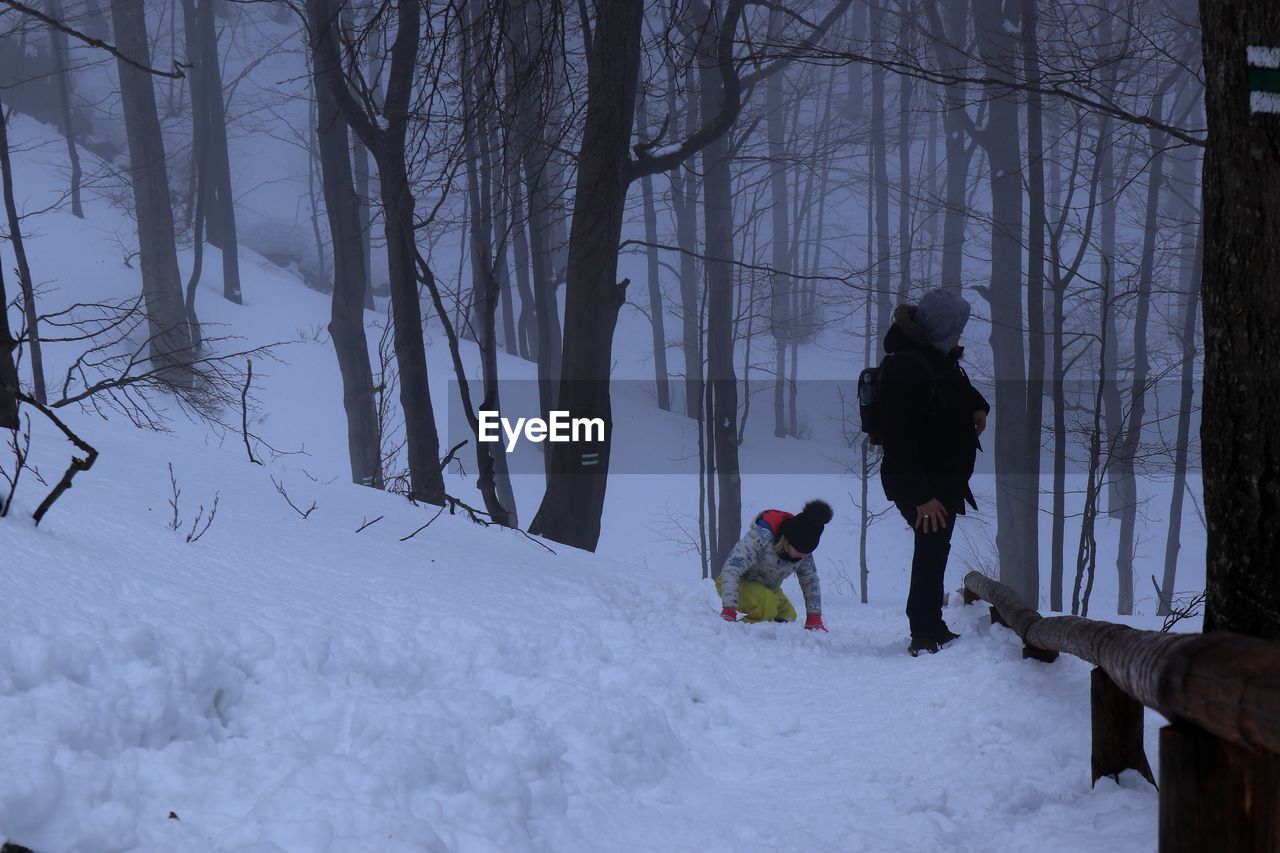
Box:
[1248,46,1280,113]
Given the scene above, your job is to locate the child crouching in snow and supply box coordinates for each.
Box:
[716,500,831,631]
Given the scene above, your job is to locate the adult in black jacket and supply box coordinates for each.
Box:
[878,288,990,656]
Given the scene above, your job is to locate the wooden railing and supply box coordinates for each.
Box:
[962,571,1280,853]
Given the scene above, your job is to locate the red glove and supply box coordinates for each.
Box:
[804,613,828,632]
[721,607,738,622]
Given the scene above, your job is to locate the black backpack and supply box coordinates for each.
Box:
[857,350,939,446]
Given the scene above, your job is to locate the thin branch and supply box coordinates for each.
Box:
[15,391,98,526]
[0,0,187,79]
[271,476,316,519]
[186,493,218,542]
[355,514,383,533]
[400,505,444,541]
[241,358,261,465]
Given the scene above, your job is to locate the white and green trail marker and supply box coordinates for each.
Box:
[1248,46,1280,113]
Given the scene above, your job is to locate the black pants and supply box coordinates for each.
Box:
[896,502,957,639]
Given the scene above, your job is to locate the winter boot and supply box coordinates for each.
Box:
[907,636,939,657]
[933,625,961,646]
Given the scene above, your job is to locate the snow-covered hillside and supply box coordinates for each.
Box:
[0,111,1177,851]
[4,409,1164,852]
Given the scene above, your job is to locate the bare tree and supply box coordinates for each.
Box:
[110,0,195,380]
[319,0,447,505]
[181,0,242,304]
[305,0,381,490]
[45,0,83,218]
[0,100,48,404]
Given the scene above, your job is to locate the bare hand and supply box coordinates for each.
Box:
[914,498,949,533]
[973,410,987,437]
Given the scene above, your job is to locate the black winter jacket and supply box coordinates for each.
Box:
[878,306,990,514]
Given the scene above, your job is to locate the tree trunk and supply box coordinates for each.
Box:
[194,0,240,303]
[869,0,892,336]
[670,58,703,419]
[1115,92,1168,615]
[928,0,972,293]
[508,162,536,361]
[767,10,790,438]
[459,4,517,525]
[972,0,1035,607]
[46,0,83,218]
[0,104,48,405]
[897,14,913,303]
[494,117,517,357]
[1022,0,1047,609]
[0,259,17,429]
[352,19,380,312]
[1160,221,1201,615]
[307,0,382,490]
[528,0,643,549]
[509,0,563,430]
[844,0,862,121]
[111,0,194,380]
[377,144,446,505]
[1199,0,1280,640]
[638,97,671,412]
[701,32,741,570]
[325,0,446,505]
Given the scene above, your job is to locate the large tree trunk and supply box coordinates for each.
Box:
[972,0,1036,606]
[528,0,643,549]
[1199,0,1280,640]
[46,0,83,218]
[307,0,381,490]
[111,0,194,380]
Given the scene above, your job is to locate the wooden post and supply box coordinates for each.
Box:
[1091,667,1155,787]
[1159,722,1280,853]
[1021,645,1059,663]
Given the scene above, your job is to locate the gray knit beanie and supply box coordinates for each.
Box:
[914,288,971,353]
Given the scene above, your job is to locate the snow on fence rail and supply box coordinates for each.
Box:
[961,570,1280,853]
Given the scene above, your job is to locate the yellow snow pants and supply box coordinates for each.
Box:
[716,576,798,623]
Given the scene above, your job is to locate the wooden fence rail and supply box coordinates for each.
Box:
[962,570,1280,853]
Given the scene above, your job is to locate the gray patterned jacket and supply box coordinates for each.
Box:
[719,515,822,615]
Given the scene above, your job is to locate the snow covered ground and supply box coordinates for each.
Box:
[2,416,1164,851]
[0,105,1185,850]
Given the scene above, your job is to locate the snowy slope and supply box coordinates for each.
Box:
[2,417,1162,852]
[0,105,1178,851]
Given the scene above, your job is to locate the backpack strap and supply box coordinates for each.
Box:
[757,509,793,536]
[888,348,942,381]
